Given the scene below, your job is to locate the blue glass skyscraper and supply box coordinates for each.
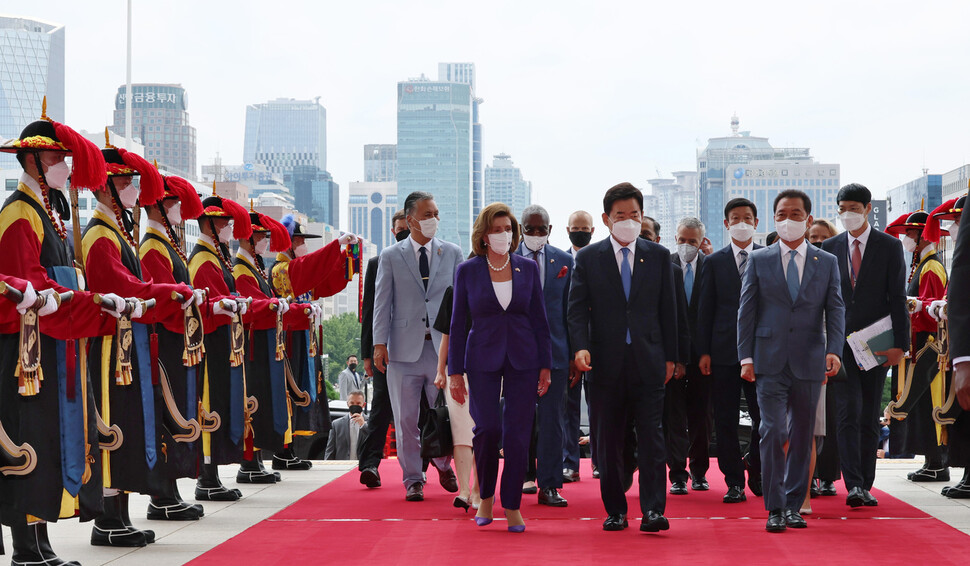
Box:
[397,78,473,251]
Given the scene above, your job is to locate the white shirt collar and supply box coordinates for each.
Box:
[920,243,937,261]
[19,172,43,201]
[236,247,256,267]
[94,202,122,230]
[199,233,219,249]
[780,239,809,258]
[731,240,754,257]
[146,219,168,235]
[408,234,431,254]
[610,235,637,256]
[849,222,872,247]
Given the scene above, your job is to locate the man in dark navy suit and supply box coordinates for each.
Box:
[517,204,574,506]
[568,182,678,533]
[697,197,764,503]
[822,183,909,508]
[666,217,711,495]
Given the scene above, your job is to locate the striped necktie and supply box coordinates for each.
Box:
[738,250,748,277]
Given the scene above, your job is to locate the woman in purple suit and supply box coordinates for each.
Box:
[449,203,552,533]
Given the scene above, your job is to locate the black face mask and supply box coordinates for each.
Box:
[568,231,592,248]
[348,363,358,372]
[395,229,410,242]
[812,241,823,248]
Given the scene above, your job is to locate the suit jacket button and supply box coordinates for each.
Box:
[425,299,429,303]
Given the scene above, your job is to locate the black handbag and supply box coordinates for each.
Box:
[420,390,454,459]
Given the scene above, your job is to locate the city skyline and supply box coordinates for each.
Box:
[5,1,970,250]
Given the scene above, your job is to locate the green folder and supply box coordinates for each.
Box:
[863,329,896,367]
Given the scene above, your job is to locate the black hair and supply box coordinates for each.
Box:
[404,192,434,216]
[642,216,661,234]
[347,354,358,362]
[773,189,812,215]
[724,197,758,220]
[765,231,779,245]
[836,183,872,206]
[603,182,643,215]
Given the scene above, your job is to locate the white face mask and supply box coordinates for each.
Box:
[523,234,547,252]
[166,202,182,225]
[728,221,756,243]
[901,235,918,253]
[610,218,641,243]
[677,243,699,263]
[255,236,270,256]
[44,160,71,189]
[774,218,807,243]
[118,183,139,209]
[217,223,234,244]
[487,231,512,254]
[949,222,960,241]
[839,211,866,232]
[294,243,308,257]
[413,217,438,239]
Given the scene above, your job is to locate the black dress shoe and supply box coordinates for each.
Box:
[819,480,837,496]
[723,486,746,503]
[691,477,709,491]
[910,467,950,482]
[603,514,628,531]
[522,481,539,494]
[436,466,460,493]
[195,483,241,501]
[405,483,424,502]
[669,481,688,495]
[783,509,807,528]
[846,486,865,508]
[360,467,381,488]
[537,487,568,507]
[810,479,821,498]
[765,509,786,533]
[563,468,580,483]
[640,511,670,533]
[861,489,878,506]
[236,468,278,484]
[146,500,203,521]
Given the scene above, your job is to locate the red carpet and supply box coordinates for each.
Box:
[191,461,970,565]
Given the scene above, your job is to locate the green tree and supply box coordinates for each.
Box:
[320,312,361,386]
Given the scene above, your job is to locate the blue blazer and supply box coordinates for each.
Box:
[737,243,846,381]
[697,244,762,366]
[448,254,552,375]
[514,242,572,370]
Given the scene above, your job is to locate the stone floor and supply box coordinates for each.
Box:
[4,459,967,565]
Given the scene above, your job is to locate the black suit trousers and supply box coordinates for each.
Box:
[664,363,712,482]
[836,344,886,490]
[590,345,666,516]
[814,381,841,481]
[357,367,393,471]
[712,363,762,489]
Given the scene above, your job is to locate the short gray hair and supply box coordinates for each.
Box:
[676,217,706,238]
[521,204,550,226]
[404,191,434,216]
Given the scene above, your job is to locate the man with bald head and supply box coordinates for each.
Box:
[563,210,595,481]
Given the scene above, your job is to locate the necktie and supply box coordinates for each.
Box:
[738,250,748,277]
[787,249,800,302]
[419,246,429,291]
[621,248,632,344]
[684,263,694,305]
[851,239,862,288]
[531,250,545,288]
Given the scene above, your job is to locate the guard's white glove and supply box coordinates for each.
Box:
[928,299,948,322]
[337,232,359,246]
[275,299,290,316]
[15,281,38,315]
[907,296,923,313]
[310,303,322,320]
[213,298,236,317]
[36,289,60,317]
[182,288,206,309]
[130,300,145,320]
[100,293,127,319]
[238,300,249,316]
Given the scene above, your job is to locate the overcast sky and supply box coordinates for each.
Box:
[17,0,970,248]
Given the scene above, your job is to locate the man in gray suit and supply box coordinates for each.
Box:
[738,189,845,532]
[326,391,367,460]
[373,191,462,501]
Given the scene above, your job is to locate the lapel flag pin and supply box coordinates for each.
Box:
[514,267,521,272]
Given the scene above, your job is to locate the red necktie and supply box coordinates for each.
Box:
[851,240,862,288]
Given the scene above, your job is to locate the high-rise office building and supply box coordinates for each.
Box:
[243,97,327,176]
[349,181,398,252]
[438,63,483,217]
[0,16,64,169]
[397,74,474,251]
[110,83,197,179]
[886,171,943,218]
[364,144,397,182]
[291,166,339,227]
[697,115,839,249]
[484,153,532,216]
[646,171,699,249]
